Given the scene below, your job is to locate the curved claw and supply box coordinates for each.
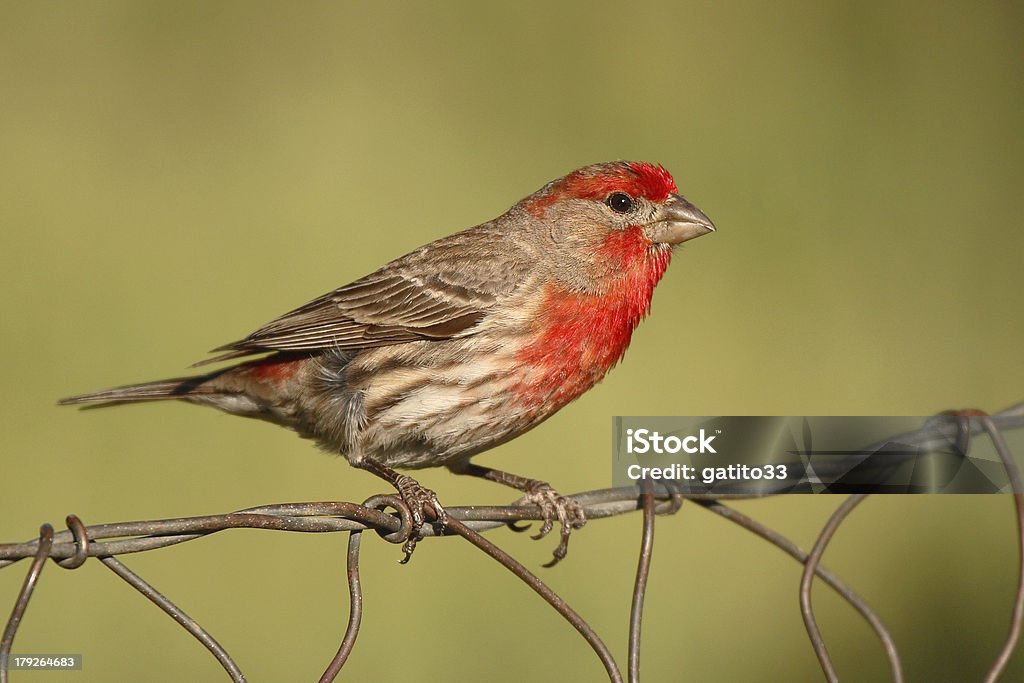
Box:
[400,543,416,564]
[531,518,555,541]
[506,520,533,533]
[393,474,446,564]
[514,482,586,566]
[542,519,576,568]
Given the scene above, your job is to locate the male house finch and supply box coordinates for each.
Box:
[61,161,714,564]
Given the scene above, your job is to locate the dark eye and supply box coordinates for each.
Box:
[606,192,634,214]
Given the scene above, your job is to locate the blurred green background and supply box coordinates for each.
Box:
[2,1,1022,681]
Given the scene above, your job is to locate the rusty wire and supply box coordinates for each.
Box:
[2,405,1023,682]
[629,479,660,682]
[799,494,870,682]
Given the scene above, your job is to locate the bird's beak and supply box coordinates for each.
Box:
[646,194,716,245]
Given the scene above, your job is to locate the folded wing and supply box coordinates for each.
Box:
[201,225,526,363]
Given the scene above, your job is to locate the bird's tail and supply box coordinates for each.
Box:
[59,353,309,428]
[58,372,227,408]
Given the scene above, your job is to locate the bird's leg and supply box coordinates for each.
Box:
[353,456,446,562]
[448,462,586,567]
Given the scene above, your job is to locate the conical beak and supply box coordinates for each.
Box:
[646,194,715,245]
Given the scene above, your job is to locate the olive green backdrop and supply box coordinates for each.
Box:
[2,2,1021,681]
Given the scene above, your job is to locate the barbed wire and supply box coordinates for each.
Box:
[2,405,1022,682]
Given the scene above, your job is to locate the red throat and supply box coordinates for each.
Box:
[514,227,671,409]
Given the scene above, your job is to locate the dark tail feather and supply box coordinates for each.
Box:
[58,373,224,408]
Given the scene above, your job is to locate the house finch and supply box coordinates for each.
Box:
[60,161,715,564]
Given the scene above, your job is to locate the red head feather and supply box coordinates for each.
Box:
[527,161,677,216]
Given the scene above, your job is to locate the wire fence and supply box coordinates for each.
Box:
[2,405,1022,682]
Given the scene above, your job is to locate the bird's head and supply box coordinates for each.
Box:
[517,161,715,290]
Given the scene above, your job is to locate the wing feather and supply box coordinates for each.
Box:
[202,223,528,363]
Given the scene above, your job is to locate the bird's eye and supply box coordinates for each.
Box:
[606,192,634,214]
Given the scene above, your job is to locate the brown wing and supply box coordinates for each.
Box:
[200,223,527,363]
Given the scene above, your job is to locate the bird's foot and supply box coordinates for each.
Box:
[514,482,586,567]
[393,474,447,563]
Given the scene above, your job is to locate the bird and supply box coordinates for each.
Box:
[60,161,715,564]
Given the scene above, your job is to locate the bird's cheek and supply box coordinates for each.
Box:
[599,226,652,266]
